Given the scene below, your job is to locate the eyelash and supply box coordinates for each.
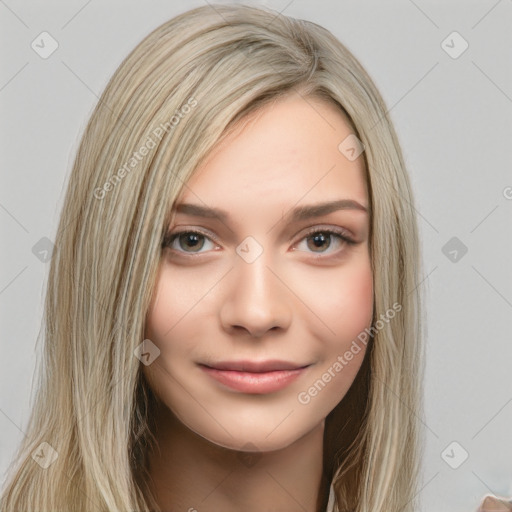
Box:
[162,226,357,259]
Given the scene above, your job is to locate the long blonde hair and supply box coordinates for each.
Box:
[0,4,425,511]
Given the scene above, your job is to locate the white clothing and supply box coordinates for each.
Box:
[325,483,335,512]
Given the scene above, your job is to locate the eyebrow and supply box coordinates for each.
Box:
[174,199,368,223]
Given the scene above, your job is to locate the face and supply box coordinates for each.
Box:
[143,92,373,452]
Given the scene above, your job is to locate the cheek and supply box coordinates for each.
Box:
[142,272,190,392]
[142,266,216,391]
[334,259,374,335]
[295,261,373,412]
[330,259,373,379]
[144,265,209,344]
[300,254,373,344]
[309,255,373,382]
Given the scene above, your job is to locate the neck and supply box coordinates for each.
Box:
[146,400,327,512]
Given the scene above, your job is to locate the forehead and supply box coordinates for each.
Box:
[176,93,368,215]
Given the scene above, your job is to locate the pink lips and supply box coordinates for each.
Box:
[198,360,310,394]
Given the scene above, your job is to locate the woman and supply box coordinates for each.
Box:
[1,3,504,511]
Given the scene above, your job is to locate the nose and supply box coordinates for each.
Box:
[219,249,292,338]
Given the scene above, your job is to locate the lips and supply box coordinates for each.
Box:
[198,360,311,394]
[200,360,309,373]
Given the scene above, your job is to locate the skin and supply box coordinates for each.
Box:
[142,91,373,512]
[479,497,512,512]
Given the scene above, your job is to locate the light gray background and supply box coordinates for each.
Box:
[1,1,511,511]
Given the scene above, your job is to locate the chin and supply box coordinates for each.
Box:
[186,415,320,454]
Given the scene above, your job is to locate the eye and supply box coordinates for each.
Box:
[294,227,356,256]
[162,227,357,257]
[162,230,218,254]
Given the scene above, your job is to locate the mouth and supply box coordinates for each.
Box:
[198,360,311,394]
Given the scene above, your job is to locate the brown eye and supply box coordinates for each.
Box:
[163,231,216,254]
[295,227,356,257]
[306,232,332,252]
[177,232,205,252]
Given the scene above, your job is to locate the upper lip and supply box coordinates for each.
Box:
[200,360,310,373]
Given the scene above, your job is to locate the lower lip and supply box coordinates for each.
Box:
[199,365,309,394]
